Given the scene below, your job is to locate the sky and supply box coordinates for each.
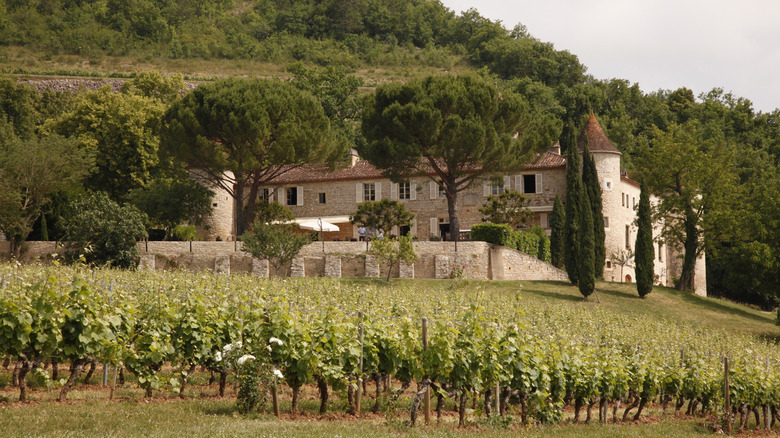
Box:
[440,0,780,113]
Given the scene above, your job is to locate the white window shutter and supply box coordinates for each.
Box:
[410,181,417,200]
[268,189,274,202]
[515,175,523,194]
[430,181,437,199]
[280,188,286,206]
[536,174,543,194]
[483,184,490,196]
[430,217,439,237]
[540,213,548,228]
[376,182,382,200]
[297,186,304,206]
[503,175,511,190]
[391,225,398,236]
[356,183,362,203]
[411,218,417,236]
[390,183,398,200]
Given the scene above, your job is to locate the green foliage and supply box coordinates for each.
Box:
[128,178,214,239]
[563,125,582,285]
[577,190,595,298]
[362,73,560,241]
[581,141,605,278]
[350,199,414,234]
[471,223,549,262]
[50,86,166,200]
[0,76,39,138]
[549,196,565,268]
[0,135,92,255]
[367,235,418,281]
[120,71,185,103]
[479,190,533,228]
[240,204,310,276]
[162,78,338,235]
[634,183,655,298]
[63,191,148,269]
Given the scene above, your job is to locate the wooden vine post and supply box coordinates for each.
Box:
[422,317,430,425]
[357,312,364,415]
[724,357,731,435]
[765,358,771,430]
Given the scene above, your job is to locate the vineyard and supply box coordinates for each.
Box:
[1,262,779,435]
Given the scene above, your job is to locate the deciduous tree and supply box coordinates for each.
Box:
[479,190,533,228]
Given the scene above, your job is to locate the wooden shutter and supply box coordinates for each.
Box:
[430,181,437,199]
[411,218,417,236]
[410,181,417,200]
[430,217,439,237]
[515,175,523,194]
[376,182,382,200]
[503,175,511,191]
[296,186,304,206]
[483,184,490,196]
[536,174,543,194]
[390,183,398,200]
[356,183,362,203]
[540,213,548,228]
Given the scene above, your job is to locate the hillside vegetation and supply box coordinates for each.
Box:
[0,0,778,309]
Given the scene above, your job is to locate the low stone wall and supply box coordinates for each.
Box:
[0,240,568,282]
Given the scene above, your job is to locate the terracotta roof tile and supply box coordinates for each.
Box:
[578,114,622,155]
[265,148,566,185]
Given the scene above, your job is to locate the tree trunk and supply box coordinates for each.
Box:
[235,179,246,237]
[586,398,597,424]
[59,358,89,401]
[409,379,430,426]
[623,391,640,421]
[291,385,300,414]
[12,361,21,387]
[218,371,227,397]
[458,389,468,427]
[613,398,621,423]
[372,373,382,414]
[573,397,583,423]
[347,377,356,415]
[633,397,647,421]
[83,360,96,385]
[51,359,58,381]
[318,378,329,414]
[444,178,460,242]
[179,363,196,399]
[484,387,493,417]
[677,207,699,291]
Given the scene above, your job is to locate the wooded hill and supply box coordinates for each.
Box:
[0,0,778,309]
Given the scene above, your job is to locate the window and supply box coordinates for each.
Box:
[621,193,625,207]
[286,187,298,206]
[658,243,663,261]
[491,184,505,195]
[399,182,411,200]
[625,225,630,249]
[522,174,537,194]
[319,193,326,204]
[363,183,376,201]
[606,260,612,269]
[259,188,271,203]
[604,217,609,228]
[632,197,636,209]
[439,185,446,198]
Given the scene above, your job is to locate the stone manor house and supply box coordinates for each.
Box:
[198,115,706,295]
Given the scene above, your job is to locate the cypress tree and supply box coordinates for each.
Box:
[635,182,655,297]
[549,195,565,268]
[581,139,606,279]
[578,188,596,299]
[563,124,582,285]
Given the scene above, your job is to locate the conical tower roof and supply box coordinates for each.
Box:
[578,114,622,155]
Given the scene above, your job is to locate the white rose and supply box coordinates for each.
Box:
[269,337,284,346]
[273,369,284,379]
[237,354,255,366]
[215,351,223,362]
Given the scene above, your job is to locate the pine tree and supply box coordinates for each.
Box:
[549,195,565,268]
[563,123,582,285]
[581,139,606,279]
[635,182,655,297]
[578,188,596,299]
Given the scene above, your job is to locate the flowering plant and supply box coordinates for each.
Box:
[450,264,466,279]
[214,338,285,415]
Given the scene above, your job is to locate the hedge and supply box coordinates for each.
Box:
[470,223,550,262]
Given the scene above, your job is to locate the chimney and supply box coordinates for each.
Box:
[349,149,360,167]
[550,142,561,155]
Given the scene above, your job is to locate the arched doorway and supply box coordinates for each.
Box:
[625,274,632,283]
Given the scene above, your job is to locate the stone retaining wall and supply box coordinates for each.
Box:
[0,240,569,283]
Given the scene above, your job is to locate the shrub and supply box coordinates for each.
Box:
[63,191,148,269]
[470,223,515,246]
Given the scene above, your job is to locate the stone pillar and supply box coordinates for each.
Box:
[215,255,231,274]
[324,256,342,278]
[399,260,415,279]
[290,257,305,277]
[365,255,380,278]
[435,255,452,279]
[252,259,269,278]
[138,254,155,271]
